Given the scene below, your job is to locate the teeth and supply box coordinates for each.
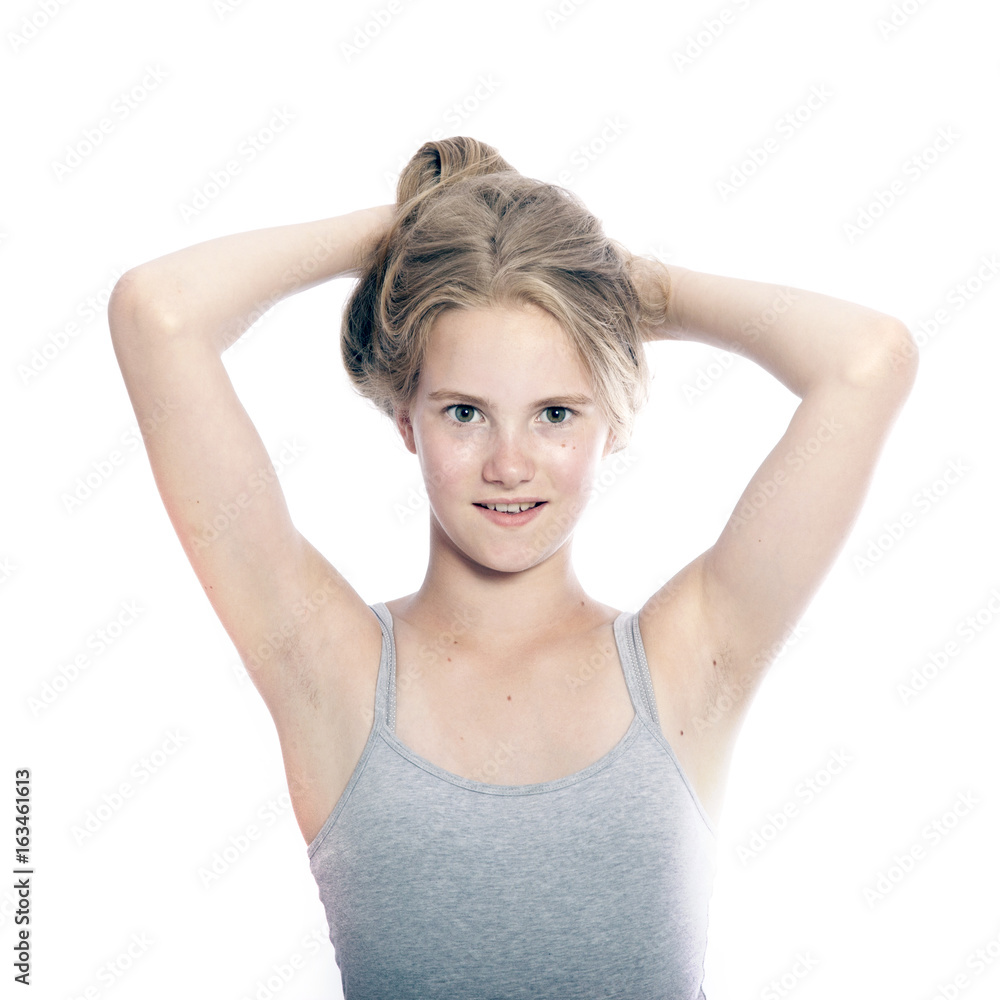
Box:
[484,502,539,512]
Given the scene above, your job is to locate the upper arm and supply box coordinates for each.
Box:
[643,322,919,714]
[107,267,378,720]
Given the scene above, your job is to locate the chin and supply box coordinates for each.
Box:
[466,513,579,574]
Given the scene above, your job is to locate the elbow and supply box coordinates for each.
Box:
[108,267,184,345]
[107,269,141,343]
[844,319,920,395]
[883,319,920,378]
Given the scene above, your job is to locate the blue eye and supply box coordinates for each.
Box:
[444,405,572,424]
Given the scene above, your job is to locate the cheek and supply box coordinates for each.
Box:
[547,435,605,493]
[415,426,479,499]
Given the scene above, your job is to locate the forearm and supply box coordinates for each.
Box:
[649,264,914,397]
[115,204,394,353]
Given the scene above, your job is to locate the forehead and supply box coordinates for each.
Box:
[420,304,592,394]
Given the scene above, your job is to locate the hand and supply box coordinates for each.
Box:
[349,203,396,274]
[629,256,684,341]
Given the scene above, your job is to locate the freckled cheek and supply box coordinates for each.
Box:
[546,437,603,499]
[416,430,482,505]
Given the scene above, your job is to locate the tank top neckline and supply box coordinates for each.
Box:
[371,601,650,796]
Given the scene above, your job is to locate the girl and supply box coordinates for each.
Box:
[108,137,917,998]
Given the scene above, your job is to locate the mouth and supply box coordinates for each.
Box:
[472,501,547,526]
[473,501,546,514]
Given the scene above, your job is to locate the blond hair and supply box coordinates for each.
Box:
[341,136,666,452]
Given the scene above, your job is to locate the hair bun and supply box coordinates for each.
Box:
[396,137,516,208]
[343,134,650,452]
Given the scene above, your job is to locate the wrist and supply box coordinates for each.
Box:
[343,203,395,275]
[634,260,689,341]
[660,264,691,338]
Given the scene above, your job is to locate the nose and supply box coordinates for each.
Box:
[482,426,534,488]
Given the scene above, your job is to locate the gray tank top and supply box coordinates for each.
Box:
[307,603,717,999]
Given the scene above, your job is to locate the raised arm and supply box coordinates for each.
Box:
[634,260,918,749]
[107,206,392,779]
[112,204,394,353]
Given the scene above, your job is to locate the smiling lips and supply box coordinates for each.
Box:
[475,501,544,513]
[473,500,547,523]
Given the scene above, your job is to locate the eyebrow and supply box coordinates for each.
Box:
[425,389,596,410]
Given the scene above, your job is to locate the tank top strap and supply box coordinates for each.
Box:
[372,604,659,733]
[368,602,396,730]
[613,609,663,730]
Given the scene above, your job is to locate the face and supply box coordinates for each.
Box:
[395,303,615,574]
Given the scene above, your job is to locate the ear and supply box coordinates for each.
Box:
[602,429,618,459]
[395,407,417,454]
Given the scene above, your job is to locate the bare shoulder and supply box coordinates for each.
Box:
[637,552,764,827]
[241,538,381,717]
[253,539,385,845]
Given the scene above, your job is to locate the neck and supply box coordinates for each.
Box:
[393,518,595,643]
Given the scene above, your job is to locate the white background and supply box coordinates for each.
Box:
[3,0,999,997]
